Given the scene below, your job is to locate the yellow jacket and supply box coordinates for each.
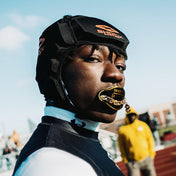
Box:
[118,108,155,163]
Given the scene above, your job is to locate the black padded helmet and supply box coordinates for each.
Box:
[36,15,129,110]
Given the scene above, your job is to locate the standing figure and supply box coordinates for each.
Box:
[13,15,130,176]
[118,107,156,176]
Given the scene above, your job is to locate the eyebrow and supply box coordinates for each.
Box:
[86,45,126,65]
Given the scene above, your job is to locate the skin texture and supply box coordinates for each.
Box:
[62,45,126,123]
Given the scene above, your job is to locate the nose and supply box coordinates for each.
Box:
[101,63,124,85]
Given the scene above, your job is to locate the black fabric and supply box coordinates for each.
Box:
[43,15,129,53]
[13,116,124,176]
[57,21,76,45]
[72,16,128,49]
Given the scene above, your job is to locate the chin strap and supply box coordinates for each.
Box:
[125,102,131,113]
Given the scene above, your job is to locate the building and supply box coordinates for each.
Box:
[148,101,176,127]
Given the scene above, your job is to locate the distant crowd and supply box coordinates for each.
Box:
[0,130,22,172]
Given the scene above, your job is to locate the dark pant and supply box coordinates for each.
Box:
[126,156,156,176]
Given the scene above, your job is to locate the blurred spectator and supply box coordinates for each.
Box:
[139,112,160,147]
[118,107,156,176]
[0,132,20,173]
[149,120,160,147]
[3,145,11,155]
[10,130,21,147]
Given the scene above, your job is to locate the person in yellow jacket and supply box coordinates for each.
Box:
[118,107,156,176]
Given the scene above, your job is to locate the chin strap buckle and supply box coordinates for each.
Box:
[125,103,131,113]
[71,119,86,128]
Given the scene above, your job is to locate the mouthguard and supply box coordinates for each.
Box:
[98,86,126,110]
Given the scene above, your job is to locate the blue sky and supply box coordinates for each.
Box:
[0,0,176,135]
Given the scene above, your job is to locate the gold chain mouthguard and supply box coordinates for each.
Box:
[98,86,131,112]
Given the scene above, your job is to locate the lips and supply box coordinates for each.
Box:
[98,86,126,110]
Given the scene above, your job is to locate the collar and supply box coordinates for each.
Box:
[44,106,99,132]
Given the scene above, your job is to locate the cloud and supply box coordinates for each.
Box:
[0,26,30,50]
[9,14,48,28]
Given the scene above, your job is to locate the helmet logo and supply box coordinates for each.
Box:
[38,38,45,56]
[96,25,123,39]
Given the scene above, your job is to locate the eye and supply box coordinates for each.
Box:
[83,57,101,63]
[116,65,126,72]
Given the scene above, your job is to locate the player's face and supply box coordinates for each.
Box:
[62,45,126,123]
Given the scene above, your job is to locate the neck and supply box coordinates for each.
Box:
[44,106,100,132]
